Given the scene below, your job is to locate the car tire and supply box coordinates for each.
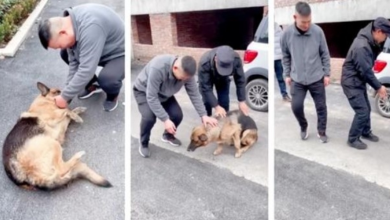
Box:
[245,78,268,112]
[375,87,390,118]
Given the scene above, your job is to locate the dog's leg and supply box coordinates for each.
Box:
[233,133,243,158]
[213,142,224,156]
[72,107,87,115]
[57,151,86,177]
[66,110,83,123]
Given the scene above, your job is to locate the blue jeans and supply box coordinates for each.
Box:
[274,60,288,97]
[202,80,230,116]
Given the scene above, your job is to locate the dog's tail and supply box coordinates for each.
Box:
[241,130,258,148]
[71,163,112,187]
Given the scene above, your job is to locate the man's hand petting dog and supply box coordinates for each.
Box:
[164,119,176,135]
[54,95,68,109]
[214,105,227,117]
[239,101,250,116]
[202,116,218,127]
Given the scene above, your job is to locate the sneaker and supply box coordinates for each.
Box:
[347,139,368,150]
[361,132,379,142]
[161,133,182,146]
[301,126,309,140]
[78,84,103,100]
[139,143,150,158]
[103,97,119,112]
[317,132,328,143]
[283,95,292,102]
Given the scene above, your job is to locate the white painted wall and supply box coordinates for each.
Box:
[275,0,390,25]
[131,0,267,15]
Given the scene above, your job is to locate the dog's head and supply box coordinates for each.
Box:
[37,82,61,100]
[27,82,62,113]
[187,126,209,152]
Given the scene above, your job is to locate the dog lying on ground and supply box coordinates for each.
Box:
[2,82,111,190]
[187,110,258,158]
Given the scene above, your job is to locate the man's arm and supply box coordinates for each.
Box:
[66,49,79,86]
[185,77,207,117]
[146,68,170,122]
[280,31,291,77]
[352,47,382,90]
[61,24,106,101]
[319,29,331,76]
[198,65,218,108]
[233,58,246,102]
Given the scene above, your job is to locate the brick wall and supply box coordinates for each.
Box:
[275,0,344,8]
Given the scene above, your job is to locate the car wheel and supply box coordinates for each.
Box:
[245,78,268,112]
[376,87,390,118]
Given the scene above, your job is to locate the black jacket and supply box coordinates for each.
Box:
[341,22,383,97]
[198,47,246,107]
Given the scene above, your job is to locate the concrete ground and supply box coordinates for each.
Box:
[0,0,124,219]
[131,63,268,219]
[274,82,390,219]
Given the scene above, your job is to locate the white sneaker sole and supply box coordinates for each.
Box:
[317,134,327,143]
[161,137,180,147]
[104,100,119,112]
[78,88,103,100]
[138,142,150,158]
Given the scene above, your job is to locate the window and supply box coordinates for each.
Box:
[254,15,268,44]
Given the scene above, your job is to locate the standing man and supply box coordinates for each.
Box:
[38,3,124,112]
[275,22,291,102]
[281,2,331,143]
[198,45,249,117]
[341,17,389,150]
[133,55,218,158]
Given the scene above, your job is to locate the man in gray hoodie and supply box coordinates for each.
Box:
[133,55,218,158]
[281,2,331,143]
[38,3,124,112]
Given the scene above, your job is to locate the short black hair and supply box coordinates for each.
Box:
[295,1,311,16]
[38,19,51,50]
[181,56,197,76]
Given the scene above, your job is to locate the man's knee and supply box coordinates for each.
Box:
[98,74,122,92]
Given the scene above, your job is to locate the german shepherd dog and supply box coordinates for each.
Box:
[2,82,112,190]
[187,110,258,158]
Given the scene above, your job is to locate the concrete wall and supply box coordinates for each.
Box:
[131,0,267,15]
[275,0,390,25]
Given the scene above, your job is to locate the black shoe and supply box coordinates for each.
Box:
[78,84,103,99]
[301,126,309,140]
[317,131,328,143]
[161,133,182,146]
[139,143,150,158]
[361,132,379,142]
[103,97,119,112]
[347,139,368,150]
[283,95,291,102]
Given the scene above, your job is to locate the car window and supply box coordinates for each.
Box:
[254,16,268,44]
[383,37,390,53]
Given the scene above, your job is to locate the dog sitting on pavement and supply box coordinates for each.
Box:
[187,110,258,158]
[2,82,112,190]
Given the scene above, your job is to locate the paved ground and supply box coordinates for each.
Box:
[131,63,268,219]
[131,137,268,220]
[274,83,390,219]
[0,0,124,219]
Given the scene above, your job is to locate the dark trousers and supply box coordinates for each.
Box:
[133,88,183,145]
[201,80,231,116]
[274,60,288,97]
[60,49,125,101]
[291,79,327,132]
[344,89,371,143]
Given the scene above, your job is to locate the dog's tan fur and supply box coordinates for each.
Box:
[2,82,111,190]
[187,110,258,158]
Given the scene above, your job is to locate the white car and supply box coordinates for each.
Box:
[243,15,269,112]
[371,38,390,118]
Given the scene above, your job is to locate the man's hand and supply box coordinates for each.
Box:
[377,86,388,99]
[164,119,176,135]
[214,105,227,117]
[239,101,249,115]
[324,76,330,87]
[202,116,218,127]
[285,77,292,86]
[54,95,68,109]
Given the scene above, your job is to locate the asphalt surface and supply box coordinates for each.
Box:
[274,82,390,219]
[131,137,268,220]
[0,0,124,219]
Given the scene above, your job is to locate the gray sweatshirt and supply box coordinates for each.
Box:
[133,55,207,122]
[61,3,125,100]
[280,24,331,85]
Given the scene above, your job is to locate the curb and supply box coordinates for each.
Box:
[0,0,49,57]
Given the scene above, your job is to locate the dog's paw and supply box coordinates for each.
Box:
[234,152,242,158]
[73,107,87,114]
[72,115,84,123]
[213,149,222,156]
[75,151,86,159]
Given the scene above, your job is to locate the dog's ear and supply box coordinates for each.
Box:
[199,134,208,142]
[37,82,50,96]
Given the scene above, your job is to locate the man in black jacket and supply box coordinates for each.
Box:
[341,17,389,150]
[198,45,249,117]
